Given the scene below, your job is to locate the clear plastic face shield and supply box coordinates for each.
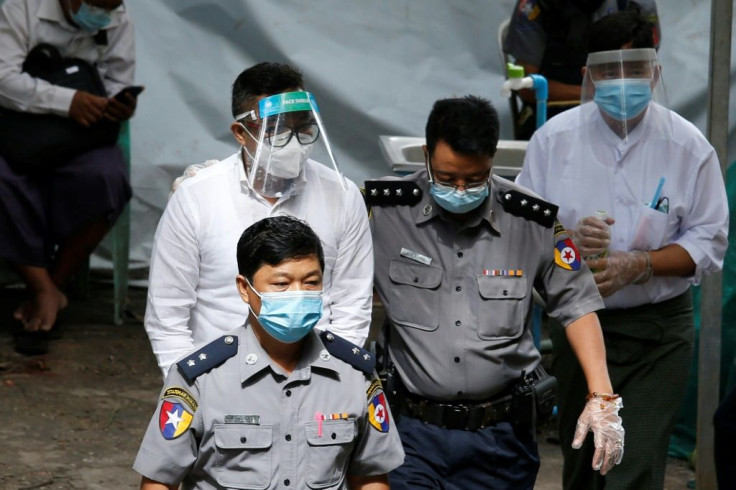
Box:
[235,91,346,199]
[580,48,670,140]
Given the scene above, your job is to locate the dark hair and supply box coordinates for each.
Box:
[425,95,499,158]
[588,5,655,53]
[231,62,304,118]
[236,216,324,282]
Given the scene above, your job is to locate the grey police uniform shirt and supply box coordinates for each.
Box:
[370,169,604,401]
[133,325,404,489]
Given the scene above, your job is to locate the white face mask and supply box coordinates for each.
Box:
[241,124,312,179]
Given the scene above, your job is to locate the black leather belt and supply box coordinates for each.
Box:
[399,393,514,431]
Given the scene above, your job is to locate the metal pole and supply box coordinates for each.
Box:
[697,0,731,487]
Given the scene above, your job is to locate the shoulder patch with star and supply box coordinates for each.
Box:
[176,335,238,383]
[319,330,375,375]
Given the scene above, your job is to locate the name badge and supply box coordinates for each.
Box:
[225,415,261,425]
[400,247,432,266]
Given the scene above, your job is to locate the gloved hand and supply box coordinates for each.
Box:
[573,215,615,258]
[587,250,651,297]
[170,159,219,195]
[572,394,625,476]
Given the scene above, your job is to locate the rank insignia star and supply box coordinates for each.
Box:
[187,359,195,367]
[198,353,207,361]
[352,347,360,355]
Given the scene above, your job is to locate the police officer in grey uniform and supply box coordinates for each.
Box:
[368,96,624,489]
[134,216,404,490]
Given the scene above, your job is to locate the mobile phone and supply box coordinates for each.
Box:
[113,85,144,102]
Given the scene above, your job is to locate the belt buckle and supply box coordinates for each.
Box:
[445,404,468,430]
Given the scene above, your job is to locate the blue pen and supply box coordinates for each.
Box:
[650,177,665,209]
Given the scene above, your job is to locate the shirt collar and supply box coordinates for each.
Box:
[238,325,339,384]
[412,168,500,234]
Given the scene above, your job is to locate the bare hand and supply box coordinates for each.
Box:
[69,91,108,127]
[104,92,137,122]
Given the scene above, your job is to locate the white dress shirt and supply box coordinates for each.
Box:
[145,152,374,374]
[517,102,728,309]
[0,0,134,115]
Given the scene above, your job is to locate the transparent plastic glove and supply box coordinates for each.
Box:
[587,250,649,297]
[573,215,615,258]
[572,395,625,475]
[170,159,219,195]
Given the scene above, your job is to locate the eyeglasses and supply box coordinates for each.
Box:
[428,157,490,193]
[243,121,320,148]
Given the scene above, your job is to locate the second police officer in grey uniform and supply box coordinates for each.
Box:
[134,216,404,490]
[367,96,624,489]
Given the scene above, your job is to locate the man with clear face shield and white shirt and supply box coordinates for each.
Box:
[516,11,728,489]
[144,62,373,376]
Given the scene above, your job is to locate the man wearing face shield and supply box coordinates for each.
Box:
[369,95,620,488]
[144,63,373,377]
[516,10,729,489]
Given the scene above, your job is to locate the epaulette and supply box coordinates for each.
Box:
[497,189,558,228]
[363,180,423,207]
[320,330,375,375]
[176,335,238,383]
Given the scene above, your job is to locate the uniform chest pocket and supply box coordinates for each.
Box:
[475,276,528,341]
[305,419,356,488]
[388,259,443,331]
[214,424,272,490]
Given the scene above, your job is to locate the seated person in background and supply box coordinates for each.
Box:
[144,62,373,376]
[134,216,404,490]
[503,0,659,139]
[516,10,728,490]
[0,0,138,355]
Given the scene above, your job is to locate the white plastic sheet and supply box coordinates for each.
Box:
[97,0,735,273]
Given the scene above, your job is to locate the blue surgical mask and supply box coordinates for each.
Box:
[593,79,652,121]
[430,183,489,214]
[246,280,323,343]
[71,2,113,31]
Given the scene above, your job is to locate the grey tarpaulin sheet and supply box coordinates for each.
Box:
[91,0,735,272]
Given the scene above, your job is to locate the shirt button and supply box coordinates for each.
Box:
[503,289,509,296]
[457,251,463,258]
[240,436,247,443]
[413,277,419,283]
[284,479,291,486]
[455,285,462,292]
[454,357,460,363]
[285,434,291,441]
[285,390,292,397]
[455,320,461,326]
[331,432,337,440]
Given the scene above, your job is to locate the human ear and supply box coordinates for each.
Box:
[231,122,248,146]
[236,275,251,305]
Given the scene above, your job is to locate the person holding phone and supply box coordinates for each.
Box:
[0,0,138,355]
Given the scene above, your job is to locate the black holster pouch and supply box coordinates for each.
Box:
[511,365,558,427]
[375,339,403,422]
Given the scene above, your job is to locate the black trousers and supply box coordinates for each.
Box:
[714,384,736,489]
[551,291,694,490]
